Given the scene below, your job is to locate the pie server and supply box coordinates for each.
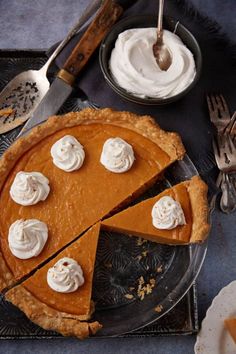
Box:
[0,0,103,135]
[16,0,125,139]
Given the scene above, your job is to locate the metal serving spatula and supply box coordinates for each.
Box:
[0,0,102,135]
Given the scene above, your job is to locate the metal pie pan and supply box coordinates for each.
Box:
[93,155,208,337]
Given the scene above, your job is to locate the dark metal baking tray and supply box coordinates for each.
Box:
[0,50,199,339]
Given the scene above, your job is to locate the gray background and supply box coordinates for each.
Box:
[0,0,236,49]
[0,1,235,353]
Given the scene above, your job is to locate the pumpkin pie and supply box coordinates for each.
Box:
[102,176,210,244]
[0,108,185,290]
[5,223,102,339]
[225,318,236,343]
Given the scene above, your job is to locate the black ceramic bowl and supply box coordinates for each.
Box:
[99,15,202,105]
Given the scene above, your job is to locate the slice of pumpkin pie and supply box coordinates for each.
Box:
[102,176,210,245]
[0,108,185,290]
[5,223,101,339]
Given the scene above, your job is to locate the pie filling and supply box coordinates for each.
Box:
[0,123,171,280]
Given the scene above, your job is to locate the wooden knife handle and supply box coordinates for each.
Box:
[57,0,123,85]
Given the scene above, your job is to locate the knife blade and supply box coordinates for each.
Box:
[18,78,73,136]
[18,0,123,138]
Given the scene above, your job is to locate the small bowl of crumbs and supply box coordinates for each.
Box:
[99,15,202,105]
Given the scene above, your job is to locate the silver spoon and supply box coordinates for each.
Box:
[152,0,172,71]
[220,172,236,214]
[0,0,101,134]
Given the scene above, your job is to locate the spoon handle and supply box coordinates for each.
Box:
[220,172,236,213]
[157,0,164,38]
[40,0,102,74]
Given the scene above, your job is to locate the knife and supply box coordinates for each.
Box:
[18,0,123,138]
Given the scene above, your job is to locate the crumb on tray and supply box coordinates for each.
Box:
[137,276,156,300]
[154,305,163,313]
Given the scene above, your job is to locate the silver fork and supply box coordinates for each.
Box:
[213,134,236,173]
[207,94,236,212]
[224,111,236,137]
[207,94,231,133]
[213,134,236,213]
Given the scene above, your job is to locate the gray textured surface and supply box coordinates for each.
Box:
[0,1,235,353]
[0,0,235,49]
[0,0,88,49]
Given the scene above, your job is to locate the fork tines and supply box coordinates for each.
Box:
[207,94,230,114]
[206,94,231,132]
[224,111,236,137]
[213,133,236,173]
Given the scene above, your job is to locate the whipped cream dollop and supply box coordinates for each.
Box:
[100,137,135,173]
[51,135,85,172]
[10,171,50,206]
[151,196,186,230]
[8,219,48,259]
[109,28,196,99]
[47,257,84,293]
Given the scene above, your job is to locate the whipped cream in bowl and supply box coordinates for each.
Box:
[151,196,186,230]
[47,257,84,293]
[100,137,135,173]
[51,135,85,172]
[8,219,48,259]
[99,15,201,104]
[110,28,196,99]
[10,171,50,206]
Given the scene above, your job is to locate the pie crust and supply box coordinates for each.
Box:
[102,176,210,244]
[5,285,101,339]
[187,176,210,243]
[0,108,185,291]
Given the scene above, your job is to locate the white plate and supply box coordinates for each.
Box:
[195,280,236,354]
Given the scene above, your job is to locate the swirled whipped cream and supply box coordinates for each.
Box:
[151,196,186,230]
[8,219,48,259]
[10,171,50,206]
[109,28,196,98]
[47,257,84,293]
[100,137,135,173]
[50,135,85,172]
